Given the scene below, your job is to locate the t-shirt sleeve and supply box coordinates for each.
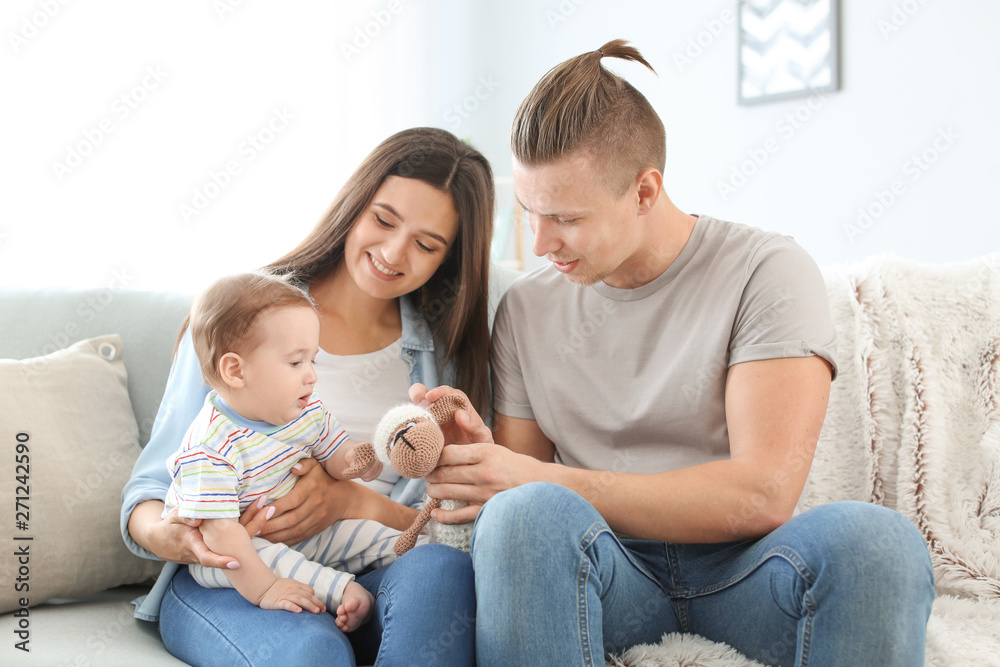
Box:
[306,401,349,462]
[168,443,241,519]
[490,291,535,420]
[728,236,838,378]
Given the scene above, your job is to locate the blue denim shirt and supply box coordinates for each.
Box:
[120,294,451,621]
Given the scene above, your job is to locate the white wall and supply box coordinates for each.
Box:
[2,1,997,291]
[460,0,1000,271]
[1,0,447,291]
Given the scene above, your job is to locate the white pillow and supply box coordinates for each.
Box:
[0,335,162,614]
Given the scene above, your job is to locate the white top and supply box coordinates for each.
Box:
[314,337,411,496]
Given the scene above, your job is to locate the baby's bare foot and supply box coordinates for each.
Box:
[334,581,373,632]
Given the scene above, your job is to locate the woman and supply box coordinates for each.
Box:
[121,127,493,666]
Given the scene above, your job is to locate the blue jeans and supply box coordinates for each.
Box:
[471,482,934,667]
[159,543,475,666]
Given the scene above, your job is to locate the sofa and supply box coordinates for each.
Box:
[1,255,998,666]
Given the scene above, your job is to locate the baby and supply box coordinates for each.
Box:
[163,271,398,632]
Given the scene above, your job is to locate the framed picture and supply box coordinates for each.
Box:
[738,0,840,105]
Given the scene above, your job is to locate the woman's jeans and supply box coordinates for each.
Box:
[472,482,935,667]
[159,542,475,667]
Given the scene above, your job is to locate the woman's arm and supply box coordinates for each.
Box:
[240,458,418,542]
[120,327,213,560]
[128,498,253,568]
[122,329,269,566]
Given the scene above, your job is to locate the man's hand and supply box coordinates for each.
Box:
[239,458,348,546]
[424,442,545,524]
[409,383,494,446]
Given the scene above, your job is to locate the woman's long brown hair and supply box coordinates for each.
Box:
[264,127,494,414]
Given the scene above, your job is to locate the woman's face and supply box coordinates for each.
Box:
[343,175,460,300]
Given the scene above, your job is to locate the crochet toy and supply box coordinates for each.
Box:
[344,394,473,556]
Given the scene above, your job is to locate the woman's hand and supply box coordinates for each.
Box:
[239,458,348,546]
[409,383,494,446]
[129,499,268,569]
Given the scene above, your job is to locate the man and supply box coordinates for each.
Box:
[417,40,934,666]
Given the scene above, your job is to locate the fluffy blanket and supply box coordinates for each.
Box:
[607,254,1000,666]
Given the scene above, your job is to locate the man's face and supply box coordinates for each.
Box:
[513,152,642,288]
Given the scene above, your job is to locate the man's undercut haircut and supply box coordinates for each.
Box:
[190,271,316,388]
[511,38,665,197]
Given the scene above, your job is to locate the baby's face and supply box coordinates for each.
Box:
[237,305,320,425]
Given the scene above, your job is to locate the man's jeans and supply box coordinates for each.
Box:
[472,482,934,667]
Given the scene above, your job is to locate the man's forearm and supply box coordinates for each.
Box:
[545,456,808,543]
[492,417,803,542]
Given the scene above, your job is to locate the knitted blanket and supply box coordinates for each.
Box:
[609,254,1000,667]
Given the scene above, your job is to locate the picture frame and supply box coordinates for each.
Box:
[738,0,840,105]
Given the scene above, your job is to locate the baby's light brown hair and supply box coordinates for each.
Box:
[189,271,316,389]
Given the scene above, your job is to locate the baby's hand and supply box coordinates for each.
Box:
[343,443,384,482]
[258,577,326,614]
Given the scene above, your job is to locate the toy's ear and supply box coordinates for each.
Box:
[428,394,469,424]
[343,442,377,478]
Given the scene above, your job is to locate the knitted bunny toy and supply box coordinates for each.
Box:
[344,394,472,556]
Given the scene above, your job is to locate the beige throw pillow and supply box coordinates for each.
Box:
[0,335,162,614]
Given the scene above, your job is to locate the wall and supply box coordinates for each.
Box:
[0,0,448,291]
[1,1,996,291]
[459,0,1000,272]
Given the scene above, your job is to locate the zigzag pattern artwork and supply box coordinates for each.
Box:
[739,0,838,103]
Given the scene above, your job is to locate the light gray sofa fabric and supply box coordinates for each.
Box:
[0,586,189,666]
[0,288,193,445]
[1,289,193,665]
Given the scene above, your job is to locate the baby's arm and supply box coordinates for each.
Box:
[321,437,383,482]
[198,518,325,613]
[312,402,382,482]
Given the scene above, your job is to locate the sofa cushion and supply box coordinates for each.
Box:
[0,335,163,614]
[0,288,193,447]
[0,585,188,665]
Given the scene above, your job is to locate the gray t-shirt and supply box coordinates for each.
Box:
[491,215,838,474]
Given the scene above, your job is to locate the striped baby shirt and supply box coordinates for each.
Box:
[164,391,349,519]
